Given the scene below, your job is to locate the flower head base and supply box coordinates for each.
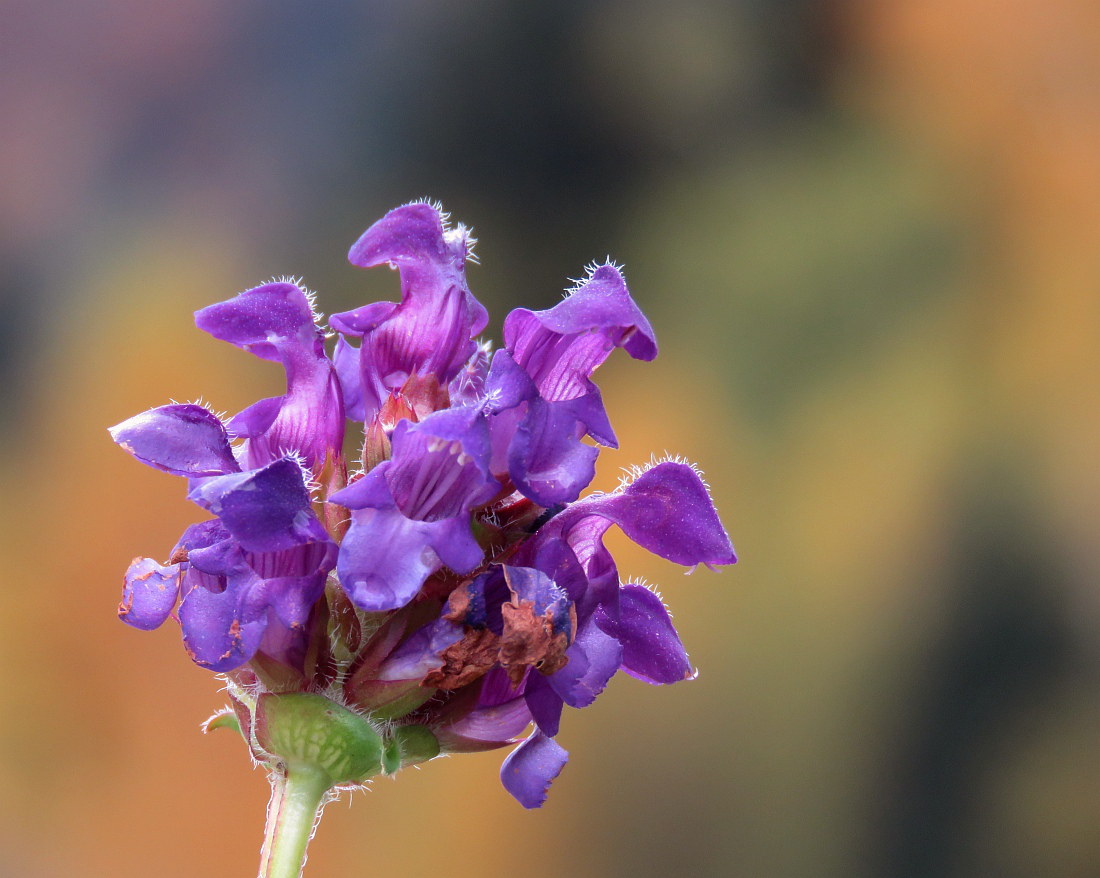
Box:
[111,201,736,813]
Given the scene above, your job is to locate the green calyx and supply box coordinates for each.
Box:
[255,693,384,786]
[251,693,443,788]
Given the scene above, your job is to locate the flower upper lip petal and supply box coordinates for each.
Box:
[109,403,240,477]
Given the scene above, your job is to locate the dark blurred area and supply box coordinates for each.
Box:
[3,2,1100,876]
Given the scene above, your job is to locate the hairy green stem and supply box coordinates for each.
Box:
[258,765,331,878]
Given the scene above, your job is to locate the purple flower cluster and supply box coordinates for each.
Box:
[111,202,735,807]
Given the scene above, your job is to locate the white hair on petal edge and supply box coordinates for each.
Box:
[258,449,322,496]
[616,452,710,493]
[459,224,479,264]
[170,397,230,422]
[563,258,626,298]
[405,196,447,218]
[452,339,492,400]
[268,275,324,322]
[621,576,669,607]
[404,198,479,264]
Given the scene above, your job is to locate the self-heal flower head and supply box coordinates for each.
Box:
[111,202,736,878]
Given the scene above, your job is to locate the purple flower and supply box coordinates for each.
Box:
[484,263,657,506]
[195,280,345,475]
[329,406,498,612]
[432,459,734,805]
[111,201,737,815]
[331,202,487,423]
[112,405,335,674]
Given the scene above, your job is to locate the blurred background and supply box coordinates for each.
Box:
[2,1,1099,876]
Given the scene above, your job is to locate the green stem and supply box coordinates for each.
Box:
[258,764,332,878]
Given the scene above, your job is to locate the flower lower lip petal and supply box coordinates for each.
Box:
[500,730,569,809]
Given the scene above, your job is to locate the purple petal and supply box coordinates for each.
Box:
[376,618,464,682]
[526,461,734,626]
[254,621,312,676]
[332,468,483,612]
[346,204,485,338]
[327,464,392,510]
[484,349,537,414]
[486,350,617,505]
[176,518,230,549]
[333,335,366,421]
[448,342,491,407]
[509,397,599,506]
[589,461,736,568]
[186,531,248,577]
[565,385,617,448]
[109,404,239,477]
[258,574,328,632]
[546,511,622,617]
[430,666,534,752]
[547,616,622,708]
[227,396,282,440]
[503,565,572,639]
[347,286,483,419]
[119,558,181,630]
[477,665,526,707]
[525,537,589,605]
[514,511,618,620]
[610,584,694,684]
[427,514,485,573]
[197,282,344,470]
[386,407,499,521]
[337,508,481,611]
[178,565,268,672]
[503,264,656,401]
[329,300,399,337]
[532,461,736,585]
[194,281,322,363]
[188,457,328,554]
[348,202,455,265]
[247,541,336,629]
[501,730,568,809]
[166,526,330,673]
[333,506,433,611]
[245,537,335,581]
[435,695,533,753]
[334,203,489,419]
[524,673,565,737]
[234,368,344,472]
